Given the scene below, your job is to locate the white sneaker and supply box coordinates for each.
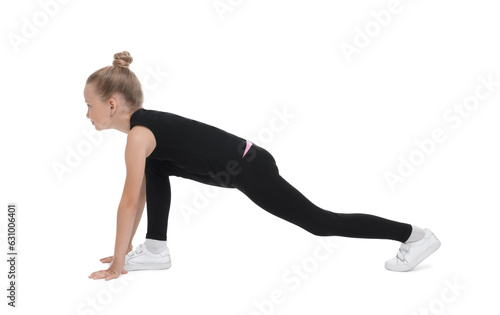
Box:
[385,228,441,272]
[125,243,171,271]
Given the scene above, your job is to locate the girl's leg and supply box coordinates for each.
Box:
[124,158,171,270]
[144,158,231,241]
[144,158,172,241]
[232,144,412,242]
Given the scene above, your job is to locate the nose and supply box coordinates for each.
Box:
[86,108,90,119]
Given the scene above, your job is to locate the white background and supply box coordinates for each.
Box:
[1,0,499,314]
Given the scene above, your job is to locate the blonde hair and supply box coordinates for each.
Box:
[86,51,143,110]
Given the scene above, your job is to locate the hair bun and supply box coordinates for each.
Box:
[113,51,133,69]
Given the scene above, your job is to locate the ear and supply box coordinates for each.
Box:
[108,97,117,115]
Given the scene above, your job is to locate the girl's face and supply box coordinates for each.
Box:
[84,83,111,131]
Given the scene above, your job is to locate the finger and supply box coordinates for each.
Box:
[105,271,120,281]
[89,272,102,279]
[89,270,107,279]
[105,275,117,281]
[94,272,109,280]
[90,269,106,275]
[101,258,112,263]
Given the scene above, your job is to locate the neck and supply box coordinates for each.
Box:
[113,107,143,134]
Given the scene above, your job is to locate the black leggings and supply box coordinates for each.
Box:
[144,143,412,243]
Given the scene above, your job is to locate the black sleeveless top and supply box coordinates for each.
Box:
[129,108,248,187]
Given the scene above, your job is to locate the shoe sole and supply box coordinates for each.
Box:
[386,239,441,272]
[125,261,171,271]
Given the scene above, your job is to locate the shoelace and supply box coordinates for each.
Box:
[396,243,411,263]
[126,244,146,257]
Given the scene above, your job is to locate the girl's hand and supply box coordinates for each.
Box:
[99,255,115,264]
[89,259,128,281]
[100,245,133,264]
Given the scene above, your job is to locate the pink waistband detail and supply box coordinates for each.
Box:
[242,140,253,158]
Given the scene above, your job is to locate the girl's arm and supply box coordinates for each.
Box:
[114,133,147,260]
[100,175,145,264]
[129,175,146,248]
[90,128,148,280]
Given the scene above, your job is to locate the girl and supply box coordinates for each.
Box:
[88,51,440,281]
